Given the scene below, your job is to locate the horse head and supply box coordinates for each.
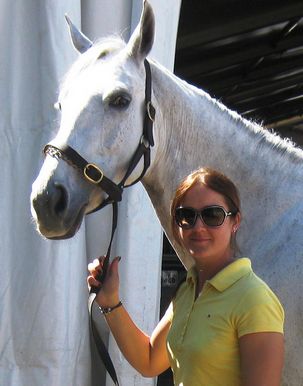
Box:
[30,1,156,239]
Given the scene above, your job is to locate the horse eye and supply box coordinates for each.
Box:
[109,94,131,109]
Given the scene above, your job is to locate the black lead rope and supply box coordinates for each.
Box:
[44,59,155,386]
[88,202,119,385]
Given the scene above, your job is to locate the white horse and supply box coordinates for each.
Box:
[31,1,303,384]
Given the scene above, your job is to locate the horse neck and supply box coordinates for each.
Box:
[143,61,303,264]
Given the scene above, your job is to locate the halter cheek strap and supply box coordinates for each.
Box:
[43,59,155,386]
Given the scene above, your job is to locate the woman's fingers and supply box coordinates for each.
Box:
[87,255,121,289]
[88,256,106,275]
[105,256,121,280]
[87,275,101,288]
[87,264,101,279]
[110,256,121,270]
[87,257,106,291]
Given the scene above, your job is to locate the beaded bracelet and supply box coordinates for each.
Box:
[99,301,123,315]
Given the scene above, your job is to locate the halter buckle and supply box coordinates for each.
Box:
[146,101,155,122]
[140,135,150,148]
[84,163,104,184]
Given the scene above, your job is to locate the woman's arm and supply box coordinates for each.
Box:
[104,304,171,377]
[87,256,171,377]
[239,332,284,386]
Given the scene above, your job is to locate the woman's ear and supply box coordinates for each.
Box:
[233,212,241,233]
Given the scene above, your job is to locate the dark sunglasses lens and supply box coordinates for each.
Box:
[175,208,196,228]
[202,207,225,226]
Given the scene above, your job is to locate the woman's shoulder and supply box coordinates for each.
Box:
[238,266,282,307]
[232,262,284,336]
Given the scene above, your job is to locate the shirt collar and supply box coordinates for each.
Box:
[186,258,252,292]
[208,258,252,292]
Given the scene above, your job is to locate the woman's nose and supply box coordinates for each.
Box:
[193,215,206,229]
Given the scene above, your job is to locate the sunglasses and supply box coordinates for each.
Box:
[175,205,235,229]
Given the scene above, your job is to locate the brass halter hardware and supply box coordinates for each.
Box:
[146,101,155,122]
[84,163,104,184]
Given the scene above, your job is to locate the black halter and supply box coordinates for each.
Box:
[44,59,155,211]
[44,59,155,385]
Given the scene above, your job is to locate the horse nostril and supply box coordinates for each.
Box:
[53,184,68,215]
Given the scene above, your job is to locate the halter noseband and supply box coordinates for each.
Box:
[43,59,155,386]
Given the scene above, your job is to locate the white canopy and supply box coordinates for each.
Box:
[0,1,180,385]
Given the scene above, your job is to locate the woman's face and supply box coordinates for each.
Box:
[176,183,241,266]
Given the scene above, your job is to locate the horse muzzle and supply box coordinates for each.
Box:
[30,180,87,239]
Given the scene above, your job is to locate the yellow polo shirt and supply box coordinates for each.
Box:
[166,258,284,386]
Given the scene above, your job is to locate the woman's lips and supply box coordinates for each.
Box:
[190,237,211,243]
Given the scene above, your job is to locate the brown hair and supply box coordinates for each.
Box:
[170,167,241,249]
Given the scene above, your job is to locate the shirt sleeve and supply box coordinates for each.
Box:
[235,283,284,338]
[163,301,174,323]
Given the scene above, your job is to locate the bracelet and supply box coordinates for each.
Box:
[99,301,123,315]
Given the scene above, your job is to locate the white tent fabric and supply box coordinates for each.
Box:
[0,1,180,385]
[0,2,90,385]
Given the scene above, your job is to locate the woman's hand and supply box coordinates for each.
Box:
[87,256,121,308]
[88,255,171,377]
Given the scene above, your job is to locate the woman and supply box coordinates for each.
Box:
[88,167,284,386]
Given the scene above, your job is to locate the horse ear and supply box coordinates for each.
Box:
[65,15,93,54]
[127,0,155,63]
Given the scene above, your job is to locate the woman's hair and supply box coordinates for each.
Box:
[170,167,241,250]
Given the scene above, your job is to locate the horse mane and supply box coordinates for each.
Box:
[151,59,303,173]
[219,97,303,166]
